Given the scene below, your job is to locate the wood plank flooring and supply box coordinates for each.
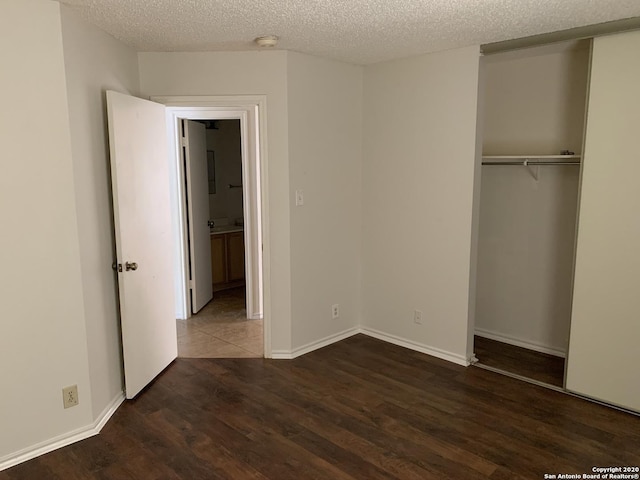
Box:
[2,334,638,479]
[474,335,566,387]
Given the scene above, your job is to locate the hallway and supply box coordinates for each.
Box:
[177,287,263,358]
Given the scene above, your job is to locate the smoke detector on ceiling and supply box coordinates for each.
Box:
[254,35,279,48]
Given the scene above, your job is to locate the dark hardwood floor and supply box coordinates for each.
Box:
[474,335,566,387]
[2,334,638,479]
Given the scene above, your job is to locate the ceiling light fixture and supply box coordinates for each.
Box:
[254,35,279,48]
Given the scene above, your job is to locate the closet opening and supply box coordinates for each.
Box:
[472,39,591,388]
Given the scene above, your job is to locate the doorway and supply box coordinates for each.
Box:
[155,96,270,358]
[178,118,263,357]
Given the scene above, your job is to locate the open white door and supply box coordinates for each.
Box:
[183,120,213,313]
[106,91,177,399]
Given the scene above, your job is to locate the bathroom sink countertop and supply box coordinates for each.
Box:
[210,225,244,235]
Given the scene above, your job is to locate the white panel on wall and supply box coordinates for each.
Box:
[0,0,93,462]
[60,4,140,421]
[566,30,640,412]
[287,51,363,349]
[361,45,481,363]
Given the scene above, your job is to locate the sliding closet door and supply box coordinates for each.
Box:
[566,30,640,412]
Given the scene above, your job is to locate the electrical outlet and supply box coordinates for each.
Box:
[414,310,423,325]
[332,304,339,319]
[62,385,79,409]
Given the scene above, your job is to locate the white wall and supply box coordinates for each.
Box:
[0,0,93,461]
[483,42,590,156]
[206,120,244,222]
[60,5,140,421]
[475,167,580,354]
[475,43,589,355]
[566,30,640,412]
[361,46,481,364]
[138,51,292,352]
[286,52,363,349]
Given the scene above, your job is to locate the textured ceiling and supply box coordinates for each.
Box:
[59,0,640,65]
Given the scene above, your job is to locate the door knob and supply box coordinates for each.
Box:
[125,262,138,271]
[208,220,215,228]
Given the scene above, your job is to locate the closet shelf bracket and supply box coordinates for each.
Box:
[524,159,539,181]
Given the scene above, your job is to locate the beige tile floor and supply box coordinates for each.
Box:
[177,287,263,358]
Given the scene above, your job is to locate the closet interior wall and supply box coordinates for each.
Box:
[475,41,590,357]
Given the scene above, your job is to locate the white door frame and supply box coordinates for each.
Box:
[152,95,270,357]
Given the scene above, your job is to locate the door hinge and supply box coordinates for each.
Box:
[189,279,194,289]
[180,136,187,148]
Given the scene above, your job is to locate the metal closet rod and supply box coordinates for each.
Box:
[482,160,581,166]
[481,154,581,166]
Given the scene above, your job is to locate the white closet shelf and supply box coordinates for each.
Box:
[482,155,581,159]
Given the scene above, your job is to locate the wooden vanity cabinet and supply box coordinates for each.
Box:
[210,235,226,285]
[210,231,245,291]
[226,232,245,282]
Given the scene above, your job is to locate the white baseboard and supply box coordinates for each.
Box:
[360,327,471,366]
[249,312,263,320]
[93,391,126,431]
[271,327,361,360]
[271,350,293,359]
[272,326,471,366]
[0,391,125,472]
[474,328,566,358]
